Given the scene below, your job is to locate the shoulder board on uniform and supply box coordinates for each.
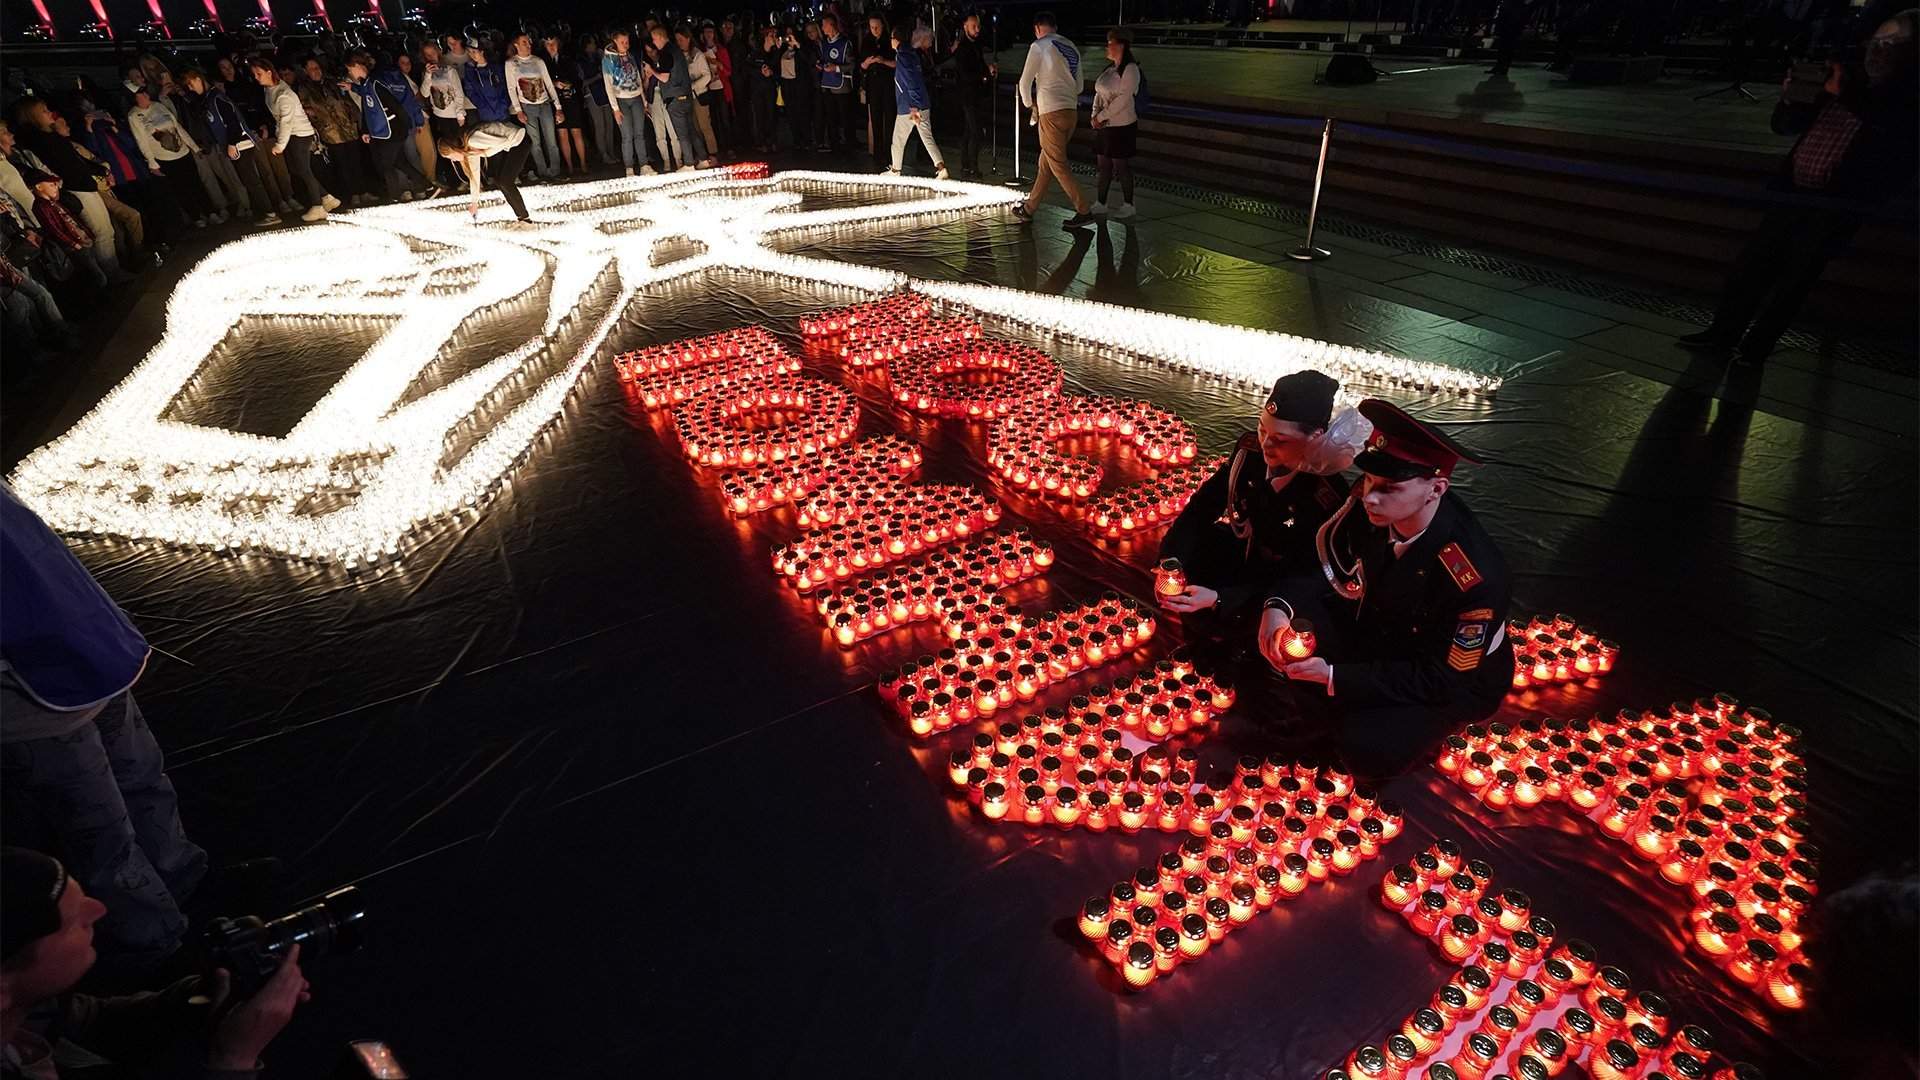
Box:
[1437,542,1482,591]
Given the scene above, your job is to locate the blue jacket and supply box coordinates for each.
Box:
[818,35,853,91]
[462,60,512,121]
[0,485,149,712]
[374,65,427,128]
[893,46,930,112]
[348,76,397,140]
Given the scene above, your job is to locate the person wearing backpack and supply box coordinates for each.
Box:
[1091,28,1142,220]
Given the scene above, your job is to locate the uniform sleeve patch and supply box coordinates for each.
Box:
[1449,617,1488,672]
[1438,543,1482,591]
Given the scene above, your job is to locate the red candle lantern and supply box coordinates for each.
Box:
[1766,960,1809,1011]
[1439,916,1481,963]
[1448,1033,1501,1080]
[1178,913,1210,959]
[1506,979,1549,1024]
[1279,618,1318,660]
[1693,912,1742,958]
[1101,919,1134,965]
[1401,1008,1447,1057]
[1587,1040,1640,1080]
[1154,557,1188,599]
[1409,891,1449,936]
[1517,1027,1568,1072]
[1382,863,1420,909]
[1122,940,1158,989]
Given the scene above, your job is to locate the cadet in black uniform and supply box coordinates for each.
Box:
[1157,371,1351,634]
[1257,398,1512,778]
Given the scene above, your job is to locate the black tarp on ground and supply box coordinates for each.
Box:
[7,181,1914,1079]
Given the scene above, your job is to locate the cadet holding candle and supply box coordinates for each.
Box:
[1257,399,1513,779]
[1157,371,1362,636]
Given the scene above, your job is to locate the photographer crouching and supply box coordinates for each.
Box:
[2,848,307,1079]
[1679,10,1918,366]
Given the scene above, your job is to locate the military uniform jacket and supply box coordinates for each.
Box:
[1334,491,1512,709]
[1160,441,1349,618]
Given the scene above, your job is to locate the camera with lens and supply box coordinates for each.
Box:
[204,886,368,998]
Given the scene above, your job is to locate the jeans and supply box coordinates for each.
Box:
[3,269,66,349]
[651,96,702,169]
[193,149,246,215]
[522,100,561,178]
[484,138,535,219]
[227,147,271,217]
[0,692,208,968]
[614,95,649,168]
[585,97,620,164]
[959,91,988,175]
[890,110,942,172]
[280,134,330,207]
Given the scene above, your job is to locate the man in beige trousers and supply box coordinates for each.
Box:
[1014,11,1094,230]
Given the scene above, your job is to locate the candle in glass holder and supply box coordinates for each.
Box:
[1448,1033,1501,1080]
[1506,979,1548,1024]
[1410,891,1449,935]
[1517,1027,1567,1071]
[1382,863,1420,909]
[1766,960,1809,1011]
[1177,913,1210,959]
[1454,965,1494,1011]
[1079,896,1112,940]
[1724,939,1776,986]
[1346,1045,1391,1080]
[1402,1008,1447,1056]
[1279,618,1318,660]
[1587,1040,1640,1080]
[1582,966,1633,1015]
[1122,940,1158,989]
[1694,912,1742,958]
[1475,1004,1521,1050]
[1155,558,1188,599]
[1439,916,1481,963]
[1102,919,1135,965]
[1278,853,1311,898]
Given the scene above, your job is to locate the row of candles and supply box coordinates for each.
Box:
[944,671,1266,825]
[872,591,1164,736]
[1073,760,1406,988]
[1433,701,1814,1013]
[797,291,936,359]
[1507,613,1621,693]
[812,528,1054,650]
[717,434,923,517]
[1084,459,1223,540]
[1338,843,1775,1080]
[985,394,1203,501]
[670,375,863,469]
[884,339,1066,421]
[769,482,1001,592]
[610,326,803,410]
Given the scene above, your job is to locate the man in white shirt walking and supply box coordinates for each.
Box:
[1014,11,1093,229]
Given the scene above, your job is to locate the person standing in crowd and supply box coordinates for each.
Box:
[180,70,272,226]
[889,24,947,178]
[343,52,431,202]
[604,27,654,176]
[178,69,255,224]
[65,102,158,261]
[646,24,707,171]
[579,33,620,168]
[683,25,724,162]
[221,56,298,217]
[1257,400,1513,779]
[127,88,215,229]
[544,33,589,177]
[722,19,750,141]
[381,53,440,195]
[439,119,534,222]
[251,57,331,222]
[22,171,112,290]
[698,23,734,159]
[419,40,470,189]
[299,56,371,206]
[748,27,780,153]
[1680,10,1918,365]
[859,14,896,167]
[1015,11,1093,229]
[1159,372,1358,638]
[1,252,74,360]
[950,12,997,180]
[507,32,563,183]
[815,14,855,153]
[0,485,207,974]
[779,23,818,152]
[166,77,239,226]
[1090,28,1142,219]
[442,32,473,68]
[462,38,513,124]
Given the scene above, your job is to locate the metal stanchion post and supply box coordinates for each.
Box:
[1288,118,1336,262]
[1007,95,1027,185]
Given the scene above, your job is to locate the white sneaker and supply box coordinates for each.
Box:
[1111,202,1136,220]
[676,164,695,173]
[321,193,342,211]
[886,167,901,175]
[626,166,636,177]
[253,213,281,227]
[640,165,657,176]
[935,166,950,180]
[1092,202,1109,217]
[301,204,328,222]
